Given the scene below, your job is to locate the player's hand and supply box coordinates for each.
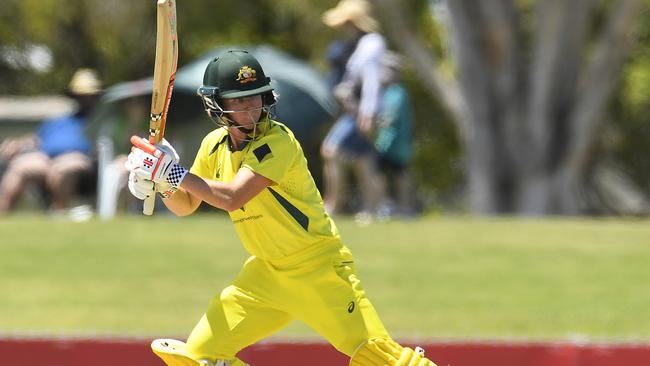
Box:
[127,171,178,200]
[127,171,155,200]
[126,137,186,186]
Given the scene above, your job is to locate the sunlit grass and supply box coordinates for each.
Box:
[1,214,649,342]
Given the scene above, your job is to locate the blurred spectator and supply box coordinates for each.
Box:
[108,97,151,214]
[320,0,387,221]
[324,38,357,91]
[0,69,102,215]
[375,52,417,217]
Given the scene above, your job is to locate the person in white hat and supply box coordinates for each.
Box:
[320,0,388,222]
[0,68,102,215]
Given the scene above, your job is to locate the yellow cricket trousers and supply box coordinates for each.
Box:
[185,242,389,361]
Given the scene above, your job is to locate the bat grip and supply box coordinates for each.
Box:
[131,135,159,155]
[143,194,155,215]
[131,135,158,215]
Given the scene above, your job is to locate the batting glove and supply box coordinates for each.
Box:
[126,137,188,188]
[128,171,155,200]
[128,171,179,200]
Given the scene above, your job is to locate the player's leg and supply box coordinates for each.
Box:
[184,257,293,365]
[286,245,438,365]
[349,337,437,366]
[284,245,388,355]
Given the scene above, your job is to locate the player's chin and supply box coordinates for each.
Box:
[237,120,260,132]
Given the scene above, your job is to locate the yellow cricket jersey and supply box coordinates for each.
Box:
[190,120,341,261]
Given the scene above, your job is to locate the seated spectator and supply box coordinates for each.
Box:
[0,69,102,215]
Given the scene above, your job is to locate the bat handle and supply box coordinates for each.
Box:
[131,135,157,216]
[143,194,155,215]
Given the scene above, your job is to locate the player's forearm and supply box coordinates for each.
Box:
[161,187,200,216]
[179,172,242,212]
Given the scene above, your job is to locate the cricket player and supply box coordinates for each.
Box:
[126,50,437,366]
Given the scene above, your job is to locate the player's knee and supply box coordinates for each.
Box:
[349,337,437,366]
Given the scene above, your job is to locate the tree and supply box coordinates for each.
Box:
[372,0,644,215]
[0,0,338,94]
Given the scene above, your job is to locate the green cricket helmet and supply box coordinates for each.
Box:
[197,50,276,128]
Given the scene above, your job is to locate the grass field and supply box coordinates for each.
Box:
[1,213,649,342]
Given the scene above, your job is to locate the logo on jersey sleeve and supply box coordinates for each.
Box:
[253,143,273,163]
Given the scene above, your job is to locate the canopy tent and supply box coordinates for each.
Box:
[91,45,337,218]
[92,45,337,144]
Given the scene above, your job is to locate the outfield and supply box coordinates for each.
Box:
[1,214,649,342]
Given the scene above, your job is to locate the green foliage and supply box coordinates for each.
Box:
[0,0,341,92]
[1,214,650,340]
[605,1,650,194]
[377,0,462,206]
[2,0,650,208]
[404,70,461,205]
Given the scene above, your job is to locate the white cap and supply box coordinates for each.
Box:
[322,0,379,33]
[68,68,102,95]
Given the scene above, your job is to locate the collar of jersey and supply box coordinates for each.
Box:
[209,131,251,154]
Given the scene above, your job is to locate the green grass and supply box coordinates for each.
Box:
[1,214,650,342]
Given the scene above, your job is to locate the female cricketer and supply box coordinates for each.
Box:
[126,50,437,366]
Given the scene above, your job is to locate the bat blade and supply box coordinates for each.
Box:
[144,0,178,215]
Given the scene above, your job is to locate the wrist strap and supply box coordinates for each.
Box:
[158,186,178,200]
[166,164,188,188]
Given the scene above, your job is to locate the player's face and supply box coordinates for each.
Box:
[222,95,263,128]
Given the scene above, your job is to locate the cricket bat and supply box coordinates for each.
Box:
[143,0,178,215]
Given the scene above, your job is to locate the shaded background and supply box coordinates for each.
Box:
[1,0,650,216]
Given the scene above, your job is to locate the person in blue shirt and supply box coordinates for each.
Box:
[0,69,101,214]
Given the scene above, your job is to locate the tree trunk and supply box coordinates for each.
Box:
[373,0,643,215]
[518,0,596,214]
[552,0,643,214]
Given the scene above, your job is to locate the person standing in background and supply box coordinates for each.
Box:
[375,52,418,217]
[320,0,387,222]
[321,0,386,223]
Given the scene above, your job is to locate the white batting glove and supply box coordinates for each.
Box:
[156,180,179,199]
[126,137,188,188]
[128,171,155,200]
[128,170,179,201]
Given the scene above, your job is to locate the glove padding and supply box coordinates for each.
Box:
[350,337,437,366]
[128,171,178,200]
[128,171,154,200]
[126,138,187,187]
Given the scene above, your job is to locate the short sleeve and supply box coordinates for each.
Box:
[241,132,298,184]
[190,134,216,179]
